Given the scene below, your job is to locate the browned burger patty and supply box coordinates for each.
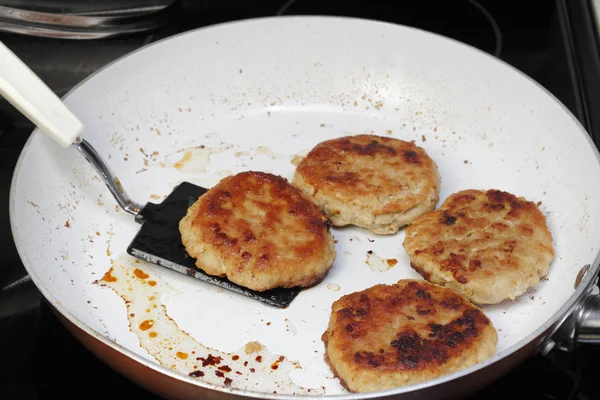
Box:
[292,135,440,235]
[179,171,336,292]
[322,279,497,393]
[403,189,554,304]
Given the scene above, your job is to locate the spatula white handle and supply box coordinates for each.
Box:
[0,41,83,147]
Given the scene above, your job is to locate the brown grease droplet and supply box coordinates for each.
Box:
[149,332,158,338]
[133,268,149,279]
[139,320,154,331]
[176,352,188,360]
[148,280,157,287]
[101,268,117,282]
[244,341,263,354]
[290,155,304,166]
[174,151,192,170]
[198,354,222,367]
[271,356,285,370]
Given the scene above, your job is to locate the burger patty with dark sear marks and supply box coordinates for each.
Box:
[403,189,554,304]
[322,279,497,393]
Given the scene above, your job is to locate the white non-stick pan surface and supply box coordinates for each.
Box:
[10,16,600,397]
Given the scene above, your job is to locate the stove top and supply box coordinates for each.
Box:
[1,1,600,399]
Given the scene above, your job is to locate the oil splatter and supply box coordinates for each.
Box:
[139,320,154,331]
[327,283,340,292]
[290,155,304,166]
[99,255,321,394]
[285,319,297,336]
[100,267,117,282]
[154,145,229,173]
[245,342,263,354]
[365,251,398,272]
[234,146,287,160]
[133,268,149,280]
[174,151,192,170]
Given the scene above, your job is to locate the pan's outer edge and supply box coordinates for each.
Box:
[9,15,600,400]
[50,298,543,400]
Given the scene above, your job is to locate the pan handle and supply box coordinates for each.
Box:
[548,294,600,353]
[576,295,600,343]
[0,41,143,216]
[0,41,83,147]
[545,266,600,354]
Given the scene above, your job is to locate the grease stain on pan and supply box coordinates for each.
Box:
[98,255,323,395]
[290,155,304,167]
[327,283,340,292]
[365,250,398,272]
[170,145,231,173]
[290,149,310,166]
[234,145,287,160]
[140,145,231,174]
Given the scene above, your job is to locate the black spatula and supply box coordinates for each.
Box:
[0,43,301,308]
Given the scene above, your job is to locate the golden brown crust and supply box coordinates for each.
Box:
[322,280,497,393]
[179,171,336,292]
[292,135,440,234]
[403,189,554,304]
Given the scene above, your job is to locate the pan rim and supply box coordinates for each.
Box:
[9,15,600,399]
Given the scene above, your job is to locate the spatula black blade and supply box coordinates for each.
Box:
[126,181,301,308]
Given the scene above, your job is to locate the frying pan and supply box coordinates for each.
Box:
[6,16,600,399]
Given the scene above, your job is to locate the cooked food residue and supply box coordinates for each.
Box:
[365,250,398,272]
[291,155,304,166]
[234,146,286,160]
[149,145,229,173]
[98,255,321,394]
[327,283,341,291]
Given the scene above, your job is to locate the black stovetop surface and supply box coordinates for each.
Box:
[1,1,600,399]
